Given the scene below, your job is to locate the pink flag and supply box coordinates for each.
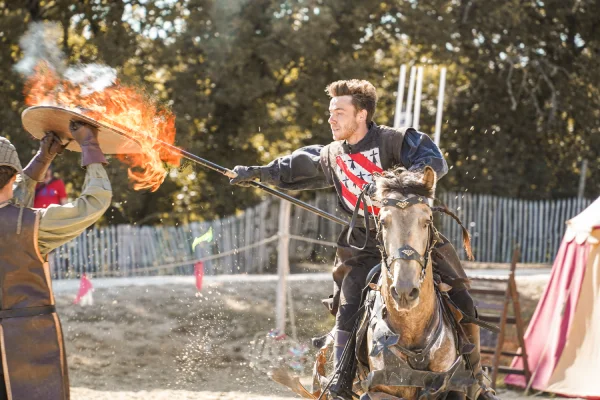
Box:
[74,274,93,305]
[194,262,204,291]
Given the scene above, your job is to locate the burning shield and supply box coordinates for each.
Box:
[21,105,142,154]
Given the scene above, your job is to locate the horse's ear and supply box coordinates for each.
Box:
[422,166,436,191]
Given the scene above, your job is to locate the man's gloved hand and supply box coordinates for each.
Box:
[40,132,68,160]
[363,182,377,198]
[69,120,107,167]
[23,132,68,182]
[229,166,262,187]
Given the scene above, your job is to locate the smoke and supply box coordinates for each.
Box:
[14,21,66,77]
[15,21,116,96]
[64,64,117,96]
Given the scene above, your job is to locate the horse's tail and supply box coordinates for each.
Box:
[433,204,474,261]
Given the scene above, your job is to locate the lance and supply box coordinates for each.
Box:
[21,105,349,227]
[155,140,349,226]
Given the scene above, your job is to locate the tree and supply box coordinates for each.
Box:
[1,0,598,226]
[394,0,600,198]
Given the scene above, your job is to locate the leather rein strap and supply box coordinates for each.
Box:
[0,305,56,319]
[346,184,374,250]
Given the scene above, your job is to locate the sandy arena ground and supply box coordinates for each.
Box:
[51,271,558,400]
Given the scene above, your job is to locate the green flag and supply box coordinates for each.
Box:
[192,227,213,251]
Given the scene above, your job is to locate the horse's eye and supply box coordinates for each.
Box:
[380,217,388,228]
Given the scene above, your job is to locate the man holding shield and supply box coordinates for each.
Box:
[0,121,110,400]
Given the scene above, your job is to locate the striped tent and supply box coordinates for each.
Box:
[505,197,600,398]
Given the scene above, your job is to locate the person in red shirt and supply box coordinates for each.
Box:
[34,165,68,208]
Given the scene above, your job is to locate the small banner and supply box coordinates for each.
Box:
[194,262,204,291]
[192,227,213,251]
[74,274,94,306]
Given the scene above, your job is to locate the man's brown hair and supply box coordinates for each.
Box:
[325,79,378,122]
[0,166,16,190]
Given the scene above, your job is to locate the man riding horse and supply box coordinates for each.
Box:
[230,79,497,400]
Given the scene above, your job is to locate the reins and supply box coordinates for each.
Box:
[431,204,474,261]
[347,184,474,265]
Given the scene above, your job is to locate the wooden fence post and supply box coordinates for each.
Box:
[276,199,292,334]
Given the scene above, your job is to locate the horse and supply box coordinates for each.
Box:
[355,166,476,400]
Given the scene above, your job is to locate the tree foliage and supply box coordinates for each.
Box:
[0,0,598,225]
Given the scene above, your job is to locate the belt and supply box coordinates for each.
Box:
[0,305,56,319]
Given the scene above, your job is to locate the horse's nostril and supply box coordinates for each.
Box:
[408,288,420,300]
[390,285,399,300]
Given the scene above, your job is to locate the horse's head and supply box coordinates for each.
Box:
[374,166,437,311]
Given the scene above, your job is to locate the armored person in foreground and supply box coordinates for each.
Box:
[231,80,497,400]
[0,121,111,400]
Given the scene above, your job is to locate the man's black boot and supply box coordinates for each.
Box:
[330,329,355,400]
[464,323,500,400]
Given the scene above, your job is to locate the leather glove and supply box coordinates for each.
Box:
[363,182,377,198]
[229,166,262,187]
[69,120,107,167]
[23,132,68,182]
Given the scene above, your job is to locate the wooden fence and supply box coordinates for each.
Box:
[49,192,342,279]
[437,193,592,263]
[49,191,592,279]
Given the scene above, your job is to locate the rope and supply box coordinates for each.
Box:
[123,233,339,274]
[137,235,279,273]
[288,234,337,248]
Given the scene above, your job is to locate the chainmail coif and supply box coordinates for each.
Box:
[0,136,25,234]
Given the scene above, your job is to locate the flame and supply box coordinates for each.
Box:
[24,61,180,192]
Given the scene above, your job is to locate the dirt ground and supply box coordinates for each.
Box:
[55,272,557,400]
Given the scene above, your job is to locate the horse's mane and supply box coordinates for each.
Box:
[376,167,435,198]
[376,167,474,261]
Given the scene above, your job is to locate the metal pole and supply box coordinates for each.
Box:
[578,159,588,199]
[405,66,416,127]
[157,140,349,226]
[393,65,407,128]
[413,66,424,130]
[434,67,447,146]
[276,200,291,334]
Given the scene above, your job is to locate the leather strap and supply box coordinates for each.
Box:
[0,305,56,319]
[366,355,475,394]
[387,244,426,268]
[381,196,428,209]
[460,314,501,334]
[347,185,373,250]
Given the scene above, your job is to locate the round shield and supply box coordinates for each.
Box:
[21,106,142,154]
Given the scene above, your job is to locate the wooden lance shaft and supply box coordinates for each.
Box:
[158,140,349,226]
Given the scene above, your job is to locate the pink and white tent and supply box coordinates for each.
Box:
[505,197,600,398]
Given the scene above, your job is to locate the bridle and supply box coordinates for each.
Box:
[378,196,439,287]
[348,186,440,287]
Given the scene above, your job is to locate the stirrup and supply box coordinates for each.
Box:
[475,372,499,400]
